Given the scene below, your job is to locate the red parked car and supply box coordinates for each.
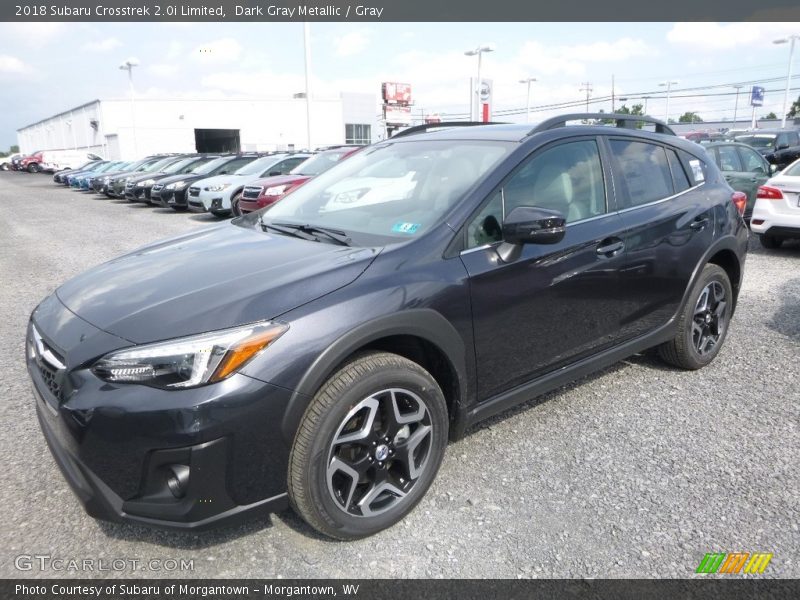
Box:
[19,151,44,173]
[235,146,362,215]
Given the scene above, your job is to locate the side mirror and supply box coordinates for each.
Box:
[770,163,779,174]
[497,206,567,262]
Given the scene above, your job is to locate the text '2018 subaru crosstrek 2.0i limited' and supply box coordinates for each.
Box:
[28,115,747,539]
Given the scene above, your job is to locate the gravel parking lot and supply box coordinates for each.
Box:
[0,171,797,579]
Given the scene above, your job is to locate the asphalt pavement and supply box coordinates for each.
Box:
[0,171,797,579]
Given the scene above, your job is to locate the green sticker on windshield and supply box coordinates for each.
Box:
[392,222,421,234]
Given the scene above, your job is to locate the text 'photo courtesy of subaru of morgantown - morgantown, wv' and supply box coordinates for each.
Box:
[23,114,751,539]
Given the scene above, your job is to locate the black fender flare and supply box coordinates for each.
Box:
[280,309,470,443]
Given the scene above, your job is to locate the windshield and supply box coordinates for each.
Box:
[191,157,228,175]
[291,150,353,176]
[93,162,118,172]
[735,135,776,148]
[259,140,514,244]
[235,155,288,176]
[142,157,180,172]
[163,157,202,174]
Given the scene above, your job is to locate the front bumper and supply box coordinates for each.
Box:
[28,308,295,531]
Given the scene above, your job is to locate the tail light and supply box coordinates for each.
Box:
[757,185,784,200]
[731,191,747,216]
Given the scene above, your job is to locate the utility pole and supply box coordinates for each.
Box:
[611,74,615,113]
[580,82,593,113]
[732,84,743,126]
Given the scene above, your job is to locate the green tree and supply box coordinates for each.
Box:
[10,145,19,153]
[787,95,800,118]
[763,111,778,119]
[678,111,703,123]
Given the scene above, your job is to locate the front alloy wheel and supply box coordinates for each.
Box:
[288,352,448,539]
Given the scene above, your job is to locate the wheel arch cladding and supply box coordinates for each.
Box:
[281,309,468,444]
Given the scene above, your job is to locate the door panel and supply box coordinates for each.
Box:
[462,214,629,400]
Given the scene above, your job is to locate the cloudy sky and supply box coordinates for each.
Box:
[2,21,800,149]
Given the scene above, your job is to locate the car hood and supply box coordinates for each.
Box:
[154,173,206,186]
[192,174,245,189]
[248,174,309,188]
[55,223,379,343]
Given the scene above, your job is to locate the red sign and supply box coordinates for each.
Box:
[382,82,412,105]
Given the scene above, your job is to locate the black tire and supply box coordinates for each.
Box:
[230,191,243,217]
[759,234,783,249]
[658,264,733,370]
[0,164,8,171]
[27,163,39,173]
[288,351,448,540]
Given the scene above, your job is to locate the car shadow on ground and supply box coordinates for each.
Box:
[97,513,277,549]
[768,277,800,341]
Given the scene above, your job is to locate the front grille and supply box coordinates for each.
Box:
[29,325,66,401]
[242,186,262,200]
[189,187,200,197]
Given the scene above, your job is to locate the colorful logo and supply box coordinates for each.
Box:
[696,552,773,574]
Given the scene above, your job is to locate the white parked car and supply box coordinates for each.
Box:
[751,158,800,248]
[187,153,310,216]
[0,153,23,170]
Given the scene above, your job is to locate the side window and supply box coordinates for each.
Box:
[466,190,504,248]
[737,147,767,174]
[776,133,788,148]
[677,149,708,185]
[790,131,800,146]
[667,149,691,193]
[464,139,607,249]
[505,140,606,221]
[609,139,673,207]
[715,145,743,172]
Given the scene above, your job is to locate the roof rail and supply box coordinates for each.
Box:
[530,113,676,136]
[391,121,507,139]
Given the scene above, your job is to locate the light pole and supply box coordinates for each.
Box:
[774,35,799,128]
[519,77,537,122]
[465,43,495,121]
[303,23,313,150]
[642,95,651,115]
[659,80,678,123]
[732,84,743,126]
[119,57,140,156]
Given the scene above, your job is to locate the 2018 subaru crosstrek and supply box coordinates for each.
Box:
[27,115,747,539]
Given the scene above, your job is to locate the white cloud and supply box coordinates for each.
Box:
[148,63,179,77]
[5,22,65,45]
[667,23,762,50]
[82,37,123,52]
[333,31,369,57]
[0,54,27,74]
[191,38,243,64]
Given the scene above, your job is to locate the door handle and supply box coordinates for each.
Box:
[596,239,624,256]
[689,217,710,231]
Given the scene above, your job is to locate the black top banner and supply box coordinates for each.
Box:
[3,0,800,22]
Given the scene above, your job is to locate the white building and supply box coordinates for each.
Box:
[17,93,379,158]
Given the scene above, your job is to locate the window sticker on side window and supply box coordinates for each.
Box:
[689,159,705,183]
[392,222,421,234]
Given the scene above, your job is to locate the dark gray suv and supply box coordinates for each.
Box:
[28,114,748,539]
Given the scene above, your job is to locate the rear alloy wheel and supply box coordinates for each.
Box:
[759,234,783,249]
[288,351,448,539]
[230,191,243,217]
[658,264,732,370]
[27,163,39,173]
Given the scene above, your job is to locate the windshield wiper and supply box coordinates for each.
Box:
[273,222,352,246]
[258,218,316,241]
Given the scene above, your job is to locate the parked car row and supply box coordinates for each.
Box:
[39,146,363,218]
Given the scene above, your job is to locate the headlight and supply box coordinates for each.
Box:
[166,180,187,190]
[103,176,110,183]
[264,185,288,196]
[137,178,156,187]
[207,183,231,192]
[91,321,288,389]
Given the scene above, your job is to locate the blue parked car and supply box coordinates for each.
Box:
[66,162,109,187]
[69,162,120,189]
[81,161,131,190]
